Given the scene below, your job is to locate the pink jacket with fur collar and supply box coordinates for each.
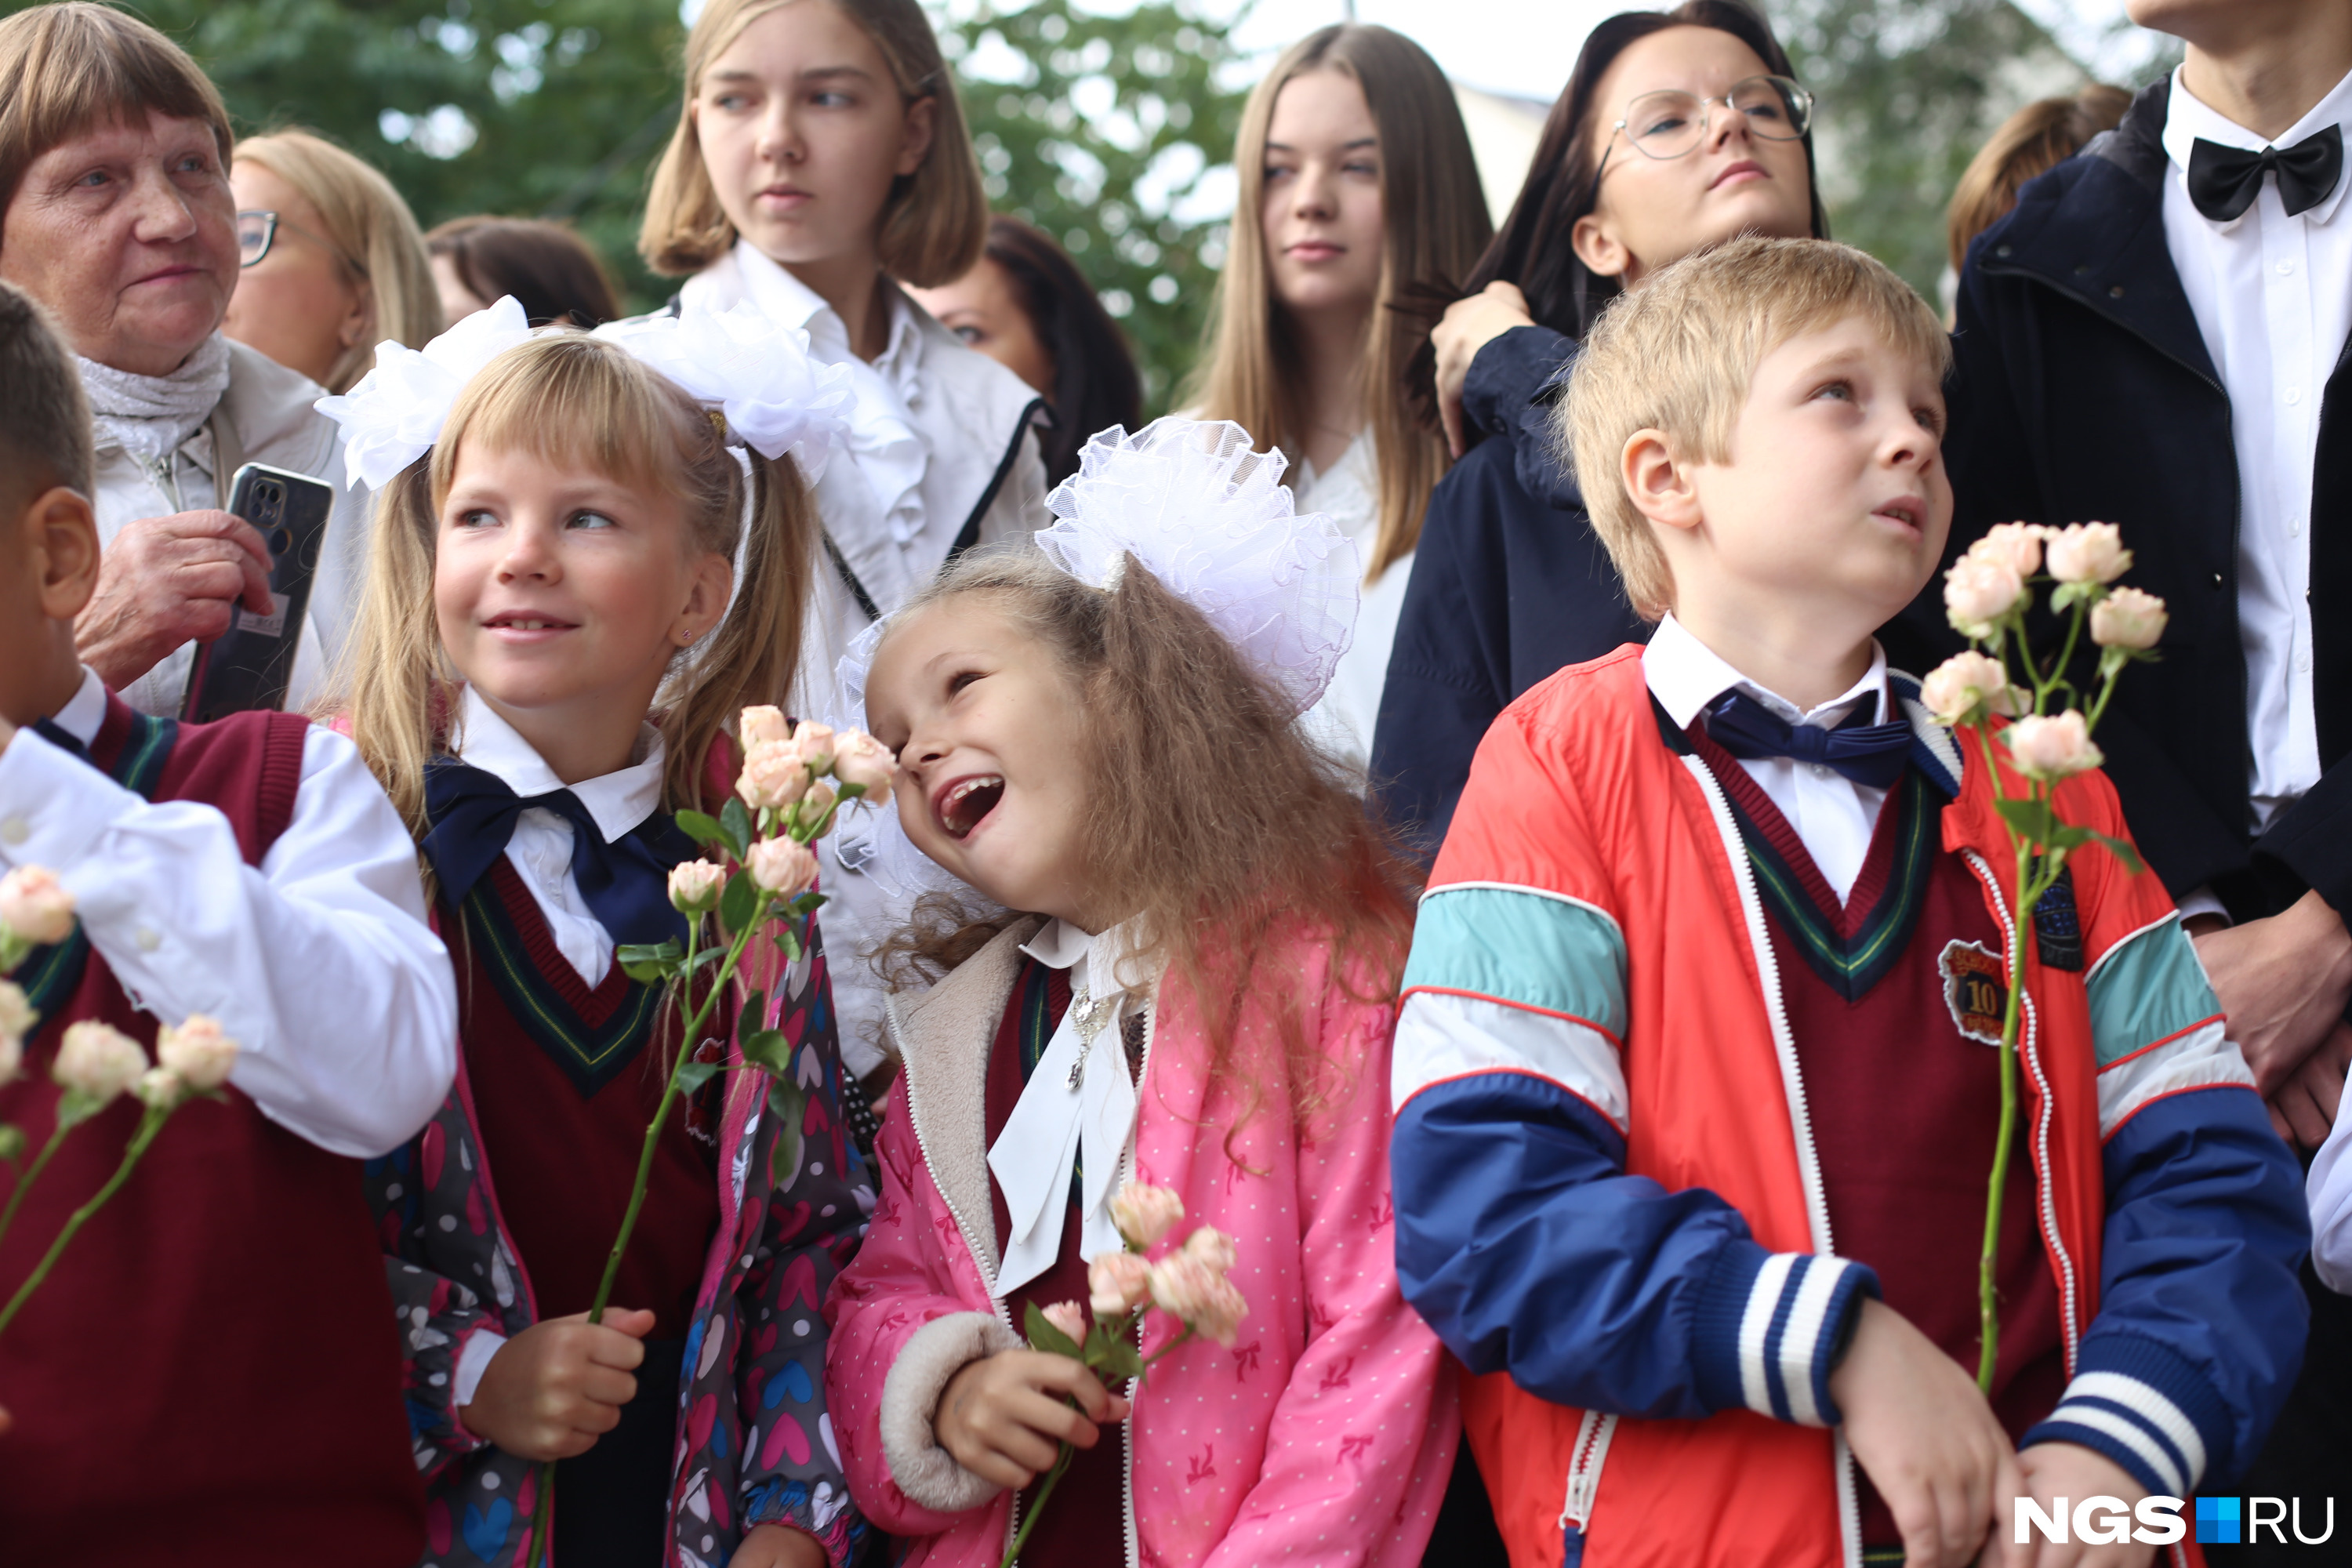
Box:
[823,916,1457,1566]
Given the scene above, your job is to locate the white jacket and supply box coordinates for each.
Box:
[92,339,368,720]
[675,247,1050,1074]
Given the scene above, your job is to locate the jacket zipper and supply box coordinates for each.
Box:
[1119,1003,1157,1568]
[1676,753,1859,1568]
[1557,1409,1617,1534]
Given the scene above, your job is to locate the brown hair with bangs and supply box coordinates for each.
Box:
[1562,235,1951,619]
[1187,24,1492,582]
[0,3,233,213]
[341,332,817,836]
[639,0,985,286]
[880,544,1421,1142]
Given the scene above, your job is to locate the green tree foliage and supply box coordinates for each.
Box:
[938,0,1247,411]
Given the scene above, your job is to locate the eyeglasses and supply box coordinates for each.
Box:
[236,209,367,276]
[1592,74,1814,188]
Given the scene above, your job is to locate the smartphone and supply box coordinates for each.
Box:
[180,463,335,722]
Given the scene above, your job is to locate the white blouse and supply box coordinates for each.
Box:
[1294,428,1411,786]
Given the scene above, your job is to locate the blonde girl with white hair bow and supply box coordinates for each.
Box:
[321,300,869,1568]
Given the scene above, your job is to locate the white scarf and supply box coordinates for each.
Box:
[987,919,1155,1295]
[77,333,231,469]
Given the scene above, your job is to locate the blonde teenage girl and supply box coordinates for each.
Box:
[325,305,869,1568]
[826,419,1457,1566]
[1187,25,1490,781]
[639,0,1048,1080]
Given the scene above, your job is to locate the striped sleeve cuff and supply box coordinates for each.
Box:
[1691,1243,1878,1428]
[2021,1333,2229,1497]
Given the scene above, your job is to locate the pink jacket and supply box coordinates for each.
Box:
[824,916,1457,1567]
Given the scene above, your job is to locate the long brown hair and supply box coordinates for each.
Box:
[1944,85,2129,279]
[880,546,1421,1139]
[639,0,985,286]
[340,332,816,835]
[1186,24,1492,581]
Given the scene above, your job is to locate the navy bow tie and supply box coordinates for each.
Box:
[1702,689,1913,790]
[422,758,697,952]
[2188,125,2344,222]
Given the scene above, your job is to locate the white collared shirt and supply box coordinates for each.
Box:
[451,687,666,988]
[1643,615,1895,903]
[0,667,457,1157]
[2161,64,2352,830]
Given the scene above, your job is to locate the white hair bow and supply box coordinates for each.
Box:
[315,296,856,492]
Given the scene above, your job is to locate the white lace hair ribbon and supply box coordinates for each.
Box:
[314,296,855,490]
[1037,417,1359,716]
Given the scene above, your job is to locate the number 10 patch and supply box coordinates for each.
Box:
[1940,939,2008,1046]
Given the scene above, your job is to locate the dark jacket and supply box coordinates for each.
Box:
[1911,77,2352,922]
[1367,325,1649,853]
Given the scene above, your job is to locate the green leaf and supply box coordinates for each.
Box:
[836,779,867,802]
[674,1059,725,1095]
[0,1123,24,1164]
[739,1029,795,1075]
[52,1087,106,1131]
[1025,1300,1083,1358]
[1093,1338,1145,1381]
[720,870,760,938]
[619,959,672,986]
[773,924,804,962]
[2086,828,2144,875]
[616,939,682,967]
[688,946,727,975]
[2049,580,2099,613]
[1992,795,2062,844]
[790,891,829,917]
[736,990,768,1042]
[674,809,728,851]
[719,798,754,861]
[768,1080,804,1180]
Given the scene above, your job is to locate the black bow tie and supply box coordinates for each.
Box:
[2187,125,2344,221]
[1703,689,1914,790]
[422,757,697,952]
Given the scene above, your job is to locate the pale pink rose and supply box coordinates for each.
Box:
[0,1018,23,1087]
[0,866,75,946]
[156,1014,238,1091]
[1040,1300,1088,1345]
[1088,1250,1153,1317]
[739,706,791,752]
[2044,521,2130,585]
[831,730,896,806]
[132,1066,187,1110]
[1969,522,2045,579]
[791,720,837,775]
[746,836,818,898]
[1919,651,2018,726]
[736,740,810,812]
[1150,1254,1250,1346]
[2004,710,2103,780]
[799,782,839,838]
[2090,586,2168,651]
[1944,554,2024,638]
[668,859,727,915]
[1181,1225,1238,1277]
[1109,1183,1185,1250]
[52,1021,146,1103]
[0,978,34,1052]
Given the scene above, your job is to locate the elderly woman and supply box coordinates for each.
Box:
[0,3,366,719]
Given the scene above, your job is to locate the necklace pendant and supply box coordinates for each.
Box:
[1067,1053,1086,1091]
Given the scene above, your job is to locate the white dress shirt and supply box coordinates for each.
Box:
[1643,615,1895,904]
[1294,428,1412,789]
[0,667,456,1157]
[2161,63,2352,831]
[449,687,666,989]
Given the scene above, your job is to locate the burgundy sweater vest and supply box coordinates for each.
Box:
[1693,735,2066,1552]
[0,697,426,1566]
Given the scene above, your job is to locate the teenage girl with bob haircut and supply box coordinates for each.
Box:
[1186,22,1491,782]
[636,0,1049,1086]
[332,319,870,1568]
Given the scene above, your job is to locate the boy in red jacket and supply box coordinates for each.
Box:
[1390,238,2308,1568]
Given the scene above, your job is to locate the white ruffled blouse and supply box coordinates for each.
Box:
[1295,428,1410,786]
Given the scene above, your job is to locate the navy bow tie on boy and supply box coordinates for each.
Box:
[421,757,696,953]
[2188,125,2344,222]
[1703,688,1913,790]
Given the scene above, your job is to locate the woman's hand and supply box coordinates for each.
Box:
[455,1307,655,1462]
[1431,281,1536,457]
[933,1348,1129,1490]
[74,510,275,688]
[728,1523,830,1568]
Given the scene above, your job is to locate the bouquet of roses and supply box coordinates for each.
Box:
[0,866,241,1341]
[1004,1181,1248,1568]
[1923,521,2164,1391]
[523,706,895,1561]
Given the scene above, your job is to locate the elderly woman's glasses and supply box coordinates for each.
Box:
[236,209,367,276]
[1593,75,1813,188]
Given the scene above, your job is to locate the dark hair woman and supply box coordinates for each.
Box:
[423,215,622,328]
[906,214,1142,488]
[1369,0,1825,853]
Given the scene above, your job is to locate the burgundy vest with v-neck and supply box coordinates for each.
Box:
[448,862,720,1334]
[0,695,426,1566]
[1690,730,2065,1552]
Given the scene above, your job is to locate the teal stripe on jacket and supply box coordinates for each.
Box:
[2086,917,2223,1067]
[1405,884,1630,1040]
